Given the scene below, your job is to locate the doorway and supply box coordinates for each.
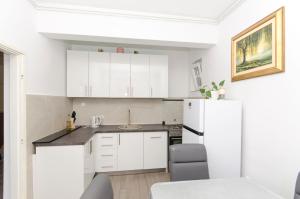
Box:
[0,51,3,198]
[0,42,26,199]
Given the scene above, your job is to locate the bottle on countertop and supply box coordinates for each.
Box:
[66,114,75,130]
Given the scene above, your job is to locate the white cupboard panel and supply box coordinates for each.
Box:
[150,55,168,98]
[144,132,167,169]
[67,50,89,97]
[130,54,150,97]
[118,133,143,171]
[89,52,110,97]
[110,53,130,97]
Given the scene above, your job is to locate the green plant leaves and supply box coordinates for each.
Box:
[212,82,218,90]
[219,80,225,87]
[206,90,211,98]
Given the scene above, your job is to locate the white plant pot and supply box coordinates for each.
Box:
[211,91,219,100]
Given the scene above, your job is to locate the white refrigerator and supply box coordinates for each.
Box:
[183,99,242,179]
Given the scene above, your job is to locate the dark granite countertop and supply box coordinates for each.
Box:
[33,124,182,149]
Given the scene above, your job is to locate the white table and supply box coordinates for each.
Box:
[151,178,284,199]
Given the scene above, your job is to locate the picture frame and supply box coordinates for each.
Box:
[231,7,285,81]
[191,58,203,91]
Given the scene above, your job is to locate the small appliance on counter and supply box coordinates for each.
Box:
[90,115,104,128]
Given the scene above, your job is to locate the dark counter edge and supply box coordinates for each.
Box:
[32,124,181,153]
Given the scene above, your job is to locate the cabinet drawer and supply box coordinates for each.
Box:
[95,133,118,147]
[95,148,117,172]
[95,156,117,172]
[144,132,166,140]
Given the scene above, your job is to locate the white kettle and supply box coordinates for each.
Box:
[90,115,103,128]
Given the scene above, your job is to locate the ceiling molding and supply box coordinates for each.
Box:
[216,0,246,22]
[28,0,245,24]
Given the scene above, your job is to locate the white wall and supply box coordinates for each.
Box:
[0,0,67,96]
[36,9,218,48]
[70,45,191,98]
[193,1,300,198]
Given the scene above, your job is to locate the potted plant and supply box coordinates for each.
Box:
[199,86,211,99]
[199,80,225,100]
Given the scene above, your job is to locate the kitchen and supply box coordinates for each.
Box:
[2,0,299,199]
[30,44,242,199]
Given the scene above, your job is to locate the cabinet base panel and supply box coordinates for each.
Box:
[98,168,167,176]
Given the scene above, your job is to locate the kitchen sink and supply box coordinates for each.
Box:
[118,124,142,130]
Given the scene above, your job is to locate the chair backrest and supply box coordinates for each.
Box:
[80,174,113,199]
[295,172,300,199]
[169,144,209,181]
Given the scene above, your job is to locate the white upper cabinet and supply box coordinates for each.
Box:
[67,50,89,97]
[110,53,131,97]
[89,52,110,97]
[150,55,168,98]
[67,51,168,98]
[130,54,150,98]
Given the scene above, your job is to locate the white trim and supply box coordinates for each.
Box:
[216,0,246,22]
[1,42,27,199]
[28,0,245,24]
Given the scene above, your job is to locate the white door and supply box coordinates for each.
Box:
[130,54,150,97]
[89,52,110,97]
[183,99,205,132]
[118,133,143,171]
[110,53,130,97]
[144,132,167,169]
[67,50,89,97]
[149,55,168,98]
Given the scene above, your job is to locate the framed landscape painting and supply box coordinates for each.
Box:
[231,7,285,81]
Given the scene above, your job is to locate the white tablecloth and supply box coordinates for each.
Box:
[151,178,284,199]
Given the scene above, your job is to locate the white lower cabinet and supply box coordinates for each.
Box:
[118,133,144,171]
[94,131,168,172]
[34,138,95,199]
[143,132,168,169]
[94,133,118,172]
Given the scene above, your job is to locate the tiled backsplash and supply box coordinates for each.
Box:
[72,98,183,125]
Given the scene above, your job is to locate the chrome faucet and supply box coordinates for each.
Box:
[128,108,131,125]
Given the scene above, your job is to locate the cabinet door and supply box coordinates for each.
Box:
[130,54,150,97]
[149,55,168,98]
[118,133,143,171]
[84,139,95,189]
[89,52,110,97]
[67,50,89,97]
[144,132,167,169]
[110,53,131,97]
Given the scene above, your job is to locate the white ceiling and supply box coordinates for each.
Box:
[34,0,244,22]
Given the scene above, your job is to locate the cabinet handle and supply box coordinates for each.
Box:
[151,87,153,97]
[101,136,113,139]
[85,85,88,96]
[101,166,113,168]
[126,87,129,96]
[90,141,92,154]
[131,87,133,96]
[101,154,113,157]
[150,136,161,139]
[101,144,113,147]
[119,134,120,145]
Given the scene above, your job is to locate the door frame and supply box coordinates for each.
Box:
[0,41,27,199]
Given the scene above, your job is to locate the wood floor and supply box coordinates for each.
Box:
[110,172,170,199]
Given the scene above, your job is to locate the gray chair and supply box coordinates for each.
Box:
[295,172,300,199]
[169,144,209,181]
[80,174,113,199]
